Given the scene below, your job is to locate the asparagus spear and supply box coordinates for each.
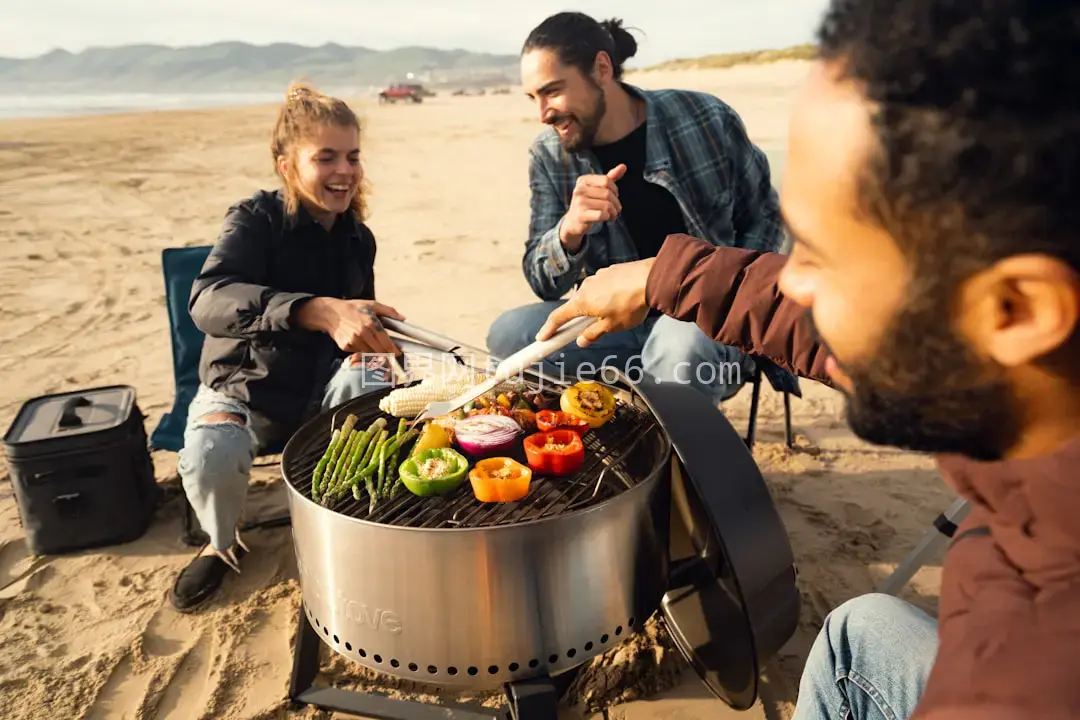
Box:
[325,428,360,500]
[324,414,359,488]
[312,427,341,497]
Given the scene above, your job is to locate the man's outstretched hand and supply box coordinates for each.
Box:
[535,258,656,347]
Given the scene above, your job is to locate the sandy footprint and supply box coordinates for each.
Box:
[150,631,215,720]
[204,599,294,716]
[83,652,154,720]
[139,605,199,659]
[0,540,52,600]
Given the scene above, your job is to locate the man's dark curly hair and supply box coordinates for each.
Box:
[817,1,1080,283]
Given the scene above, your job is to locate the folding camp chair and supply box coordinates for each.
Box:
[877,497,971,595]
[149,245,290,547]
[744,358,796,450]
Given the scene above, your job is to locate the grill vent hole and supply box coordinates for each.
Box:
[629,617,636,627]
[448,667,458,675]
[333,635,339,644]
[409,663,418,672]
[391,659,400,668]
[509,663,519,672]
[488,666,499,675]
[323,627,329,637]
[549,654,558,664]
[601,634,609,643]
[529,659,539,668]
[468,667,479,676]
[360,649,367,658]
[567,649,577,658]
[615,626,623,636]
[374,655,383,663]
[427,666,438,675]
[346,642,352,651]
[584,642,593,651]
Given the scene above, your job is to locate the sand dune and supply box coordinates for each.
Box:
[0,59,949,720]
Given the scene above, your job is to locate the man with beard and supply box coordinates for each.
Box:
[536,1,1080,718]
[485,11,797,406]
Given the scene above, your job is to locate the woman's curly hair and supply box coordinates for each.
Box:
[271,80,369,221]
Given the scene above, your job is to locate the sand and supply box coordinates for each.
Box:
[0,59,953,720]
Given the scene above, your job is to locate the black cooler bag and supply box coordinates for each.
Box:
[2,385,160,556]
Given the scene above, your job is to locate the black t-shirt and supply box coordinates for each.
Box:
[591,121,687,259]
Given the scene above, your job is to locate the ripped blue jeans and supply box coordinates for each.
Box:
[177,356,390,550]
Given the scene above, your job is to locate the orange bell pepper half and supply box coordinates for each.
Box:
[523,430,585,477]
[535,410,591,435]
[469,457,533,502]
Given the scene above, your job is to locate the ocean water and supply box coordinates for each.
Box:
[0,92,304,120]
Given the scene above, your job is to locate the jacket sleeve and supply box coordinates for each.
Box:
[645,233,832,386]
[189,202,316,339]
[522,143,589,300]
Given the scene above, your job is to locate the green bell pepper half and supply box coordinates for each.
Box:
[398,447,469,497]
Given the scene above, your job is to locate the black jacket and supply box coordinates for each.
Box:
[190,189,376,449]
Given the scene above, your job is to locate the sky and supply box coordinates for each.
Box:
[1,0,830,66]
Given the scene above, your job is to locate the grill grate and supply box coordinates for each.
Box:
[282,383,662,529]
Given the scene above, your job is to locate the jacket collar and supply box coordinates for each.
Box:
[622,83,673,174]
[937,432,1080,550]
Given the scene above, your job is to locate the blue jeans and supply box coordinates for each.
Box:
[486,301,755,405]
[792,594,938,720]
[177,356,388,551]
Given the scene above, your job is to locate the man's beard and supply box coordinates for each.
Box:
[551,85,606,153]
[817,283,1020,461]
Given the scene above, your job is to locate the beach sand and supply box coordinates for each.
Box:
[0,59,952,720]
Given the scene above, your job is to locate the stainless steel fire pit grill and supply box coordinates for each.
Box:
[282,376,672,690]
[282,324,800,714]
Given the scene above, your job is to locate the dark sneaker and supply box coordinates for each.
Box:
[168,545,247,613]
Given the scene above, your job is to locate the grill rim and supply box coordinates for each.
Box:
[279,380,673,535]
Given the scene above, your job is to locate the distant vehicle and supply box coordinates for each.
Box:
[378,84,423,104]
[451,87,486,97]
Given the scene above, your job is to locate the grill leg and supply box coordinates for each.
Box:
[506,677,560,720]
[288,603,513,720]
[744,368,763,450]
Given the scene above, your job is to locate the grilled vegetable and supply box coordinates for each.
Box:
[523,430,585,476]
[312,428,341,496]
[411,422,452,457]
[535,410,590,435]
[511,407,537,432]
[468,457,532,503]
[377,371,489,417]
[398,447,470,497]
[560,382,616,428]
[453,414,522,457]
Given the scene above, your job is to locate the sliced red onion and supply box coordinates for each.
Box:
[454,415,522,457]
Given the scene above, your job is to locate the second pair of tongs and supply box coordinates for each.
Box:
[402,316,595,431]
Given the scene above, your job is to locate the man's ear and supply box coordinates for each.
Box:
[593,51,614,84]
[968,255,1080,367]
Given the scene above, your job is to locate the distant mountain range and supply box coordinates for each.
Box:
[0,42,521,94]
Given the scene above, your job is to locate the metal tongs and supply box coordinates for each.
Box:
[386,316,596,432]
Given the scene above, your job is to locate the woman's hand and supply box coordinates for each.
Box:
[296,297,404,356]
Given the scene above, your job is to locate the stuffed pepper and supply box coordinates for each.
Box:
[398,447,469,497]
[560,381,616,428]
[469,457,533,503]
[523,430,585,477]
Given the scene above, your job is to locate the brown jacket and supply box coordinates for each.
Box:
[647,233,1080,720]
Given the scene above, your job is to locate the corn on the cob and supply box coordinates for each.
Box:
[378,372,486,417]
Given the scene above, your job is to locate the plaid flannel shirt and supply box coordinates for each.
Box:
[524,83,799,395]
[524,83,785,301]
